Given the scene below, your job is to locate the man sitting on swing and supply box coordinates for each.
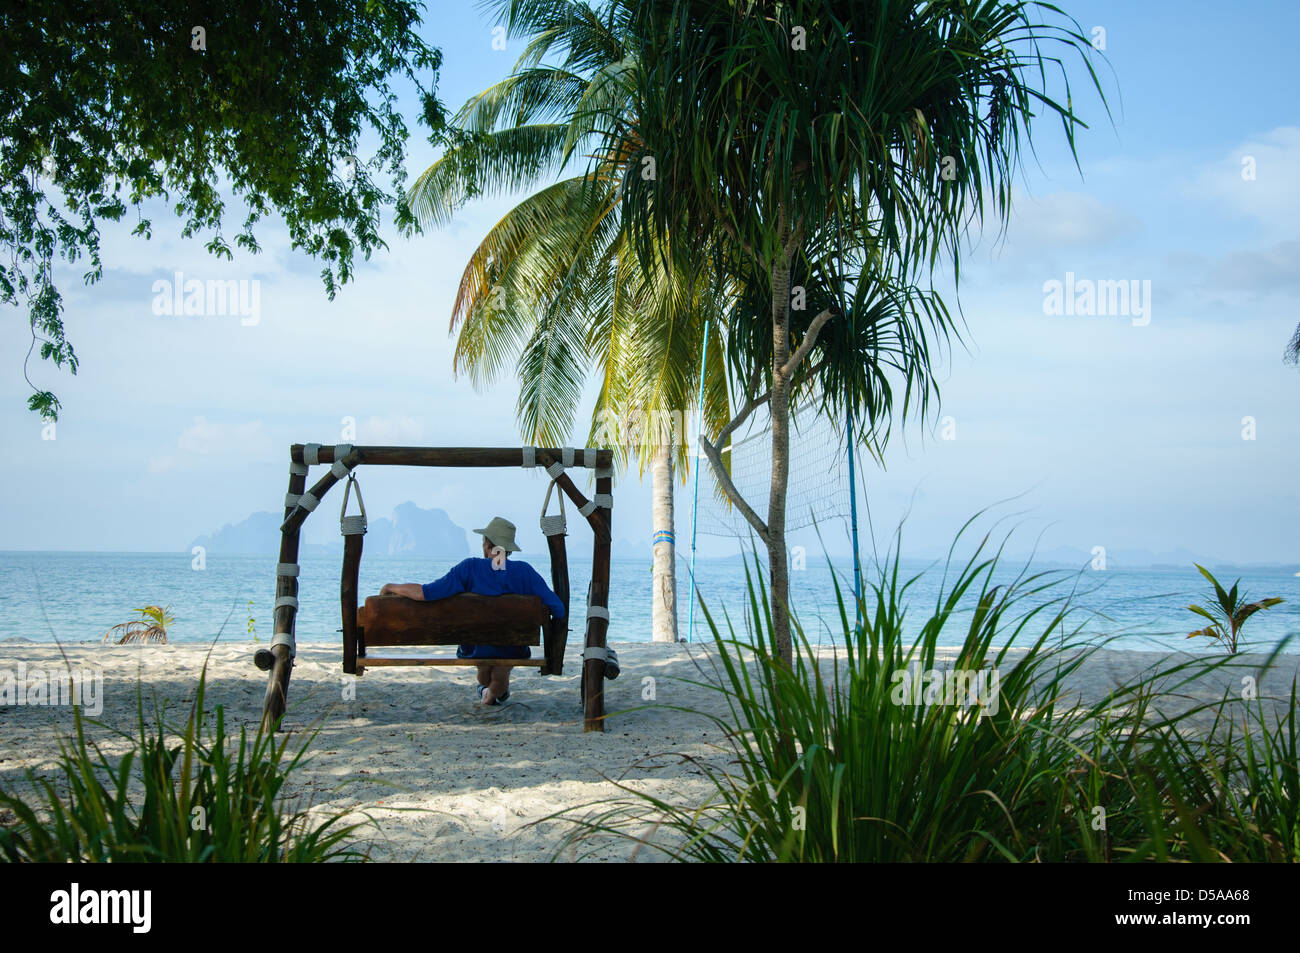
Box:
[380,517,565,706]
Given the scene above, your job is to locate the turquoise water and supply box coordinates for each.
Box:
[1,551,1298,654]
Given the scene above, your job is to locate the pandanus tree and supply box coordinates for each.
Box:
[601,0,1105,663]
[405,0,731,643]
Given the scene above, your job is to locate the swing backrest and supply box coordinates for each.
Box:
[358,593,548,647]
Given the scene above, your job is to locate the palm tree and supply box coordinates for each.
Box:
[405,0,731,644]
[103,605,173,644]
[598,0,1106,663]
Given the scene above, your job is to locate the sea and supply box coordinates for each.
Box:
[1,551,1298,655]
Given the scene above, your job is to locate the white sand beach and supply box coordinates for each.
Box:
[1,640,1297,862]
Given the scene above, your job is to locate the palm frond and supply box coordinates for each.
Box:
[406,124,577,228]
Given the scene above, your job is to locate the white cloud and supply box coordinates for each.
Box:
[1004,189,1142,249]
[355,414,427,444]
[147,417,273,471]
[1191,126,1300,234]
[1208,240,1300,293]
[177,416,272,455]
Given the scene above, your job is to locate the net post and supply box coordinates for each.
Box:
[687,319,710,644]
[847,403,862,627]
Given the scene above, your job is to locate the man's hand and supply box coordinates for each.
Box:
[380,583,424,600]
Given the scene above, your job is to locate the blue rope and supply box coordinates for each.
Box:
[847,403,862,627]
[835,207,862,627]
[687,319,710,643]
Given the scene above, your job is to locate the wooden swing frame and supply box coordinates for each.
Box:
[254,445,614,732]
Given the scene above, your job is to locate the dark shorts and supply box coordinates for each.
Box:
[456,644,530,660]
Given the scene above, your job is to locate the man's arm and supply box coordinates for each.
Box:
[418,559,473,602]
[379,583,424,600]
[523,564,566,620]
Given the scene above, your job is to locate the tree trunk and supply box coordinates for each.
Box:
[768,228,794,666]
[650,441,680,642]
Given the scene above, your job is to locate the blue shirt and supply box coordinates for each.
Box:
[422,557,566,620]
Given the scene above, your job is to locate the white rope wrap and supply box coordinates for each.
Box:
[581,448,597,466]
[270,632,296,656]
[580,495,613,517]
[583,646,607,661]
[587,605,610,621]
[330,459,350,479]
[595,465,613,479]
[521,446,535,469]
[545,460,565,479]
[561,446,575,467]
[284,492,301,509]
[334,443,353,460]
[298,492,319,512]
[289,462,309,476]
[340,516,367,536]
[275,562,299,577]
[303,443,321,465]
[274,596,299,611]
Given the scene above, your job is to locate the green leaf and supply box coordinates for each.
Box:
[5,0,448,416]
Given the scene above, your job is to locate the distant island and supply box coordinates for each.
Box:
[192,503,654,560]
[192,502,471,557]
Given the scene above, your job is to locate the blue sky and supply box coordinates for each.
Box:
[1,0,1297,565]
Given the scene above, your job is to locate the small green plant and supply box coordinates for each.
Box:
[0,668,370,862]
[1187,564,1283,655]
[103,604,174,644]
[247,600,259,642]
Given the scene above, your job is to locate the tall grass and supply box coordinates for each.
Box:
[552,527,1299,862]
[0,668,369,862]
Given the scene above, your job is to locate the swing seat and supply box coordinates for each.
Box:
[354,593,553,672]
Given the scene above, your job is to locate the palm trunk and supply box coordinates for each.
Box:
[650,441,679,642]
[768,229,794,666]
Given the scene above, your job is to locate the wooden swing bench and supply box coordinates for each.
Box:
[256,444,614,732]
[353,592,562,673]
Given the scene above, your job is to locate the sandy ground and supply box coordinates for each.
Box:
[1,639,1297,861]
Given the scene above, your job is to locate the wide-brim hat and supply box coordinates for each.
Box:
[473,516,521,552]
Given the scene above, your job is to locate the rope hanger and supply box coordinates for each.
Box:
[539,476,567,537]
[339,471,368,536]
